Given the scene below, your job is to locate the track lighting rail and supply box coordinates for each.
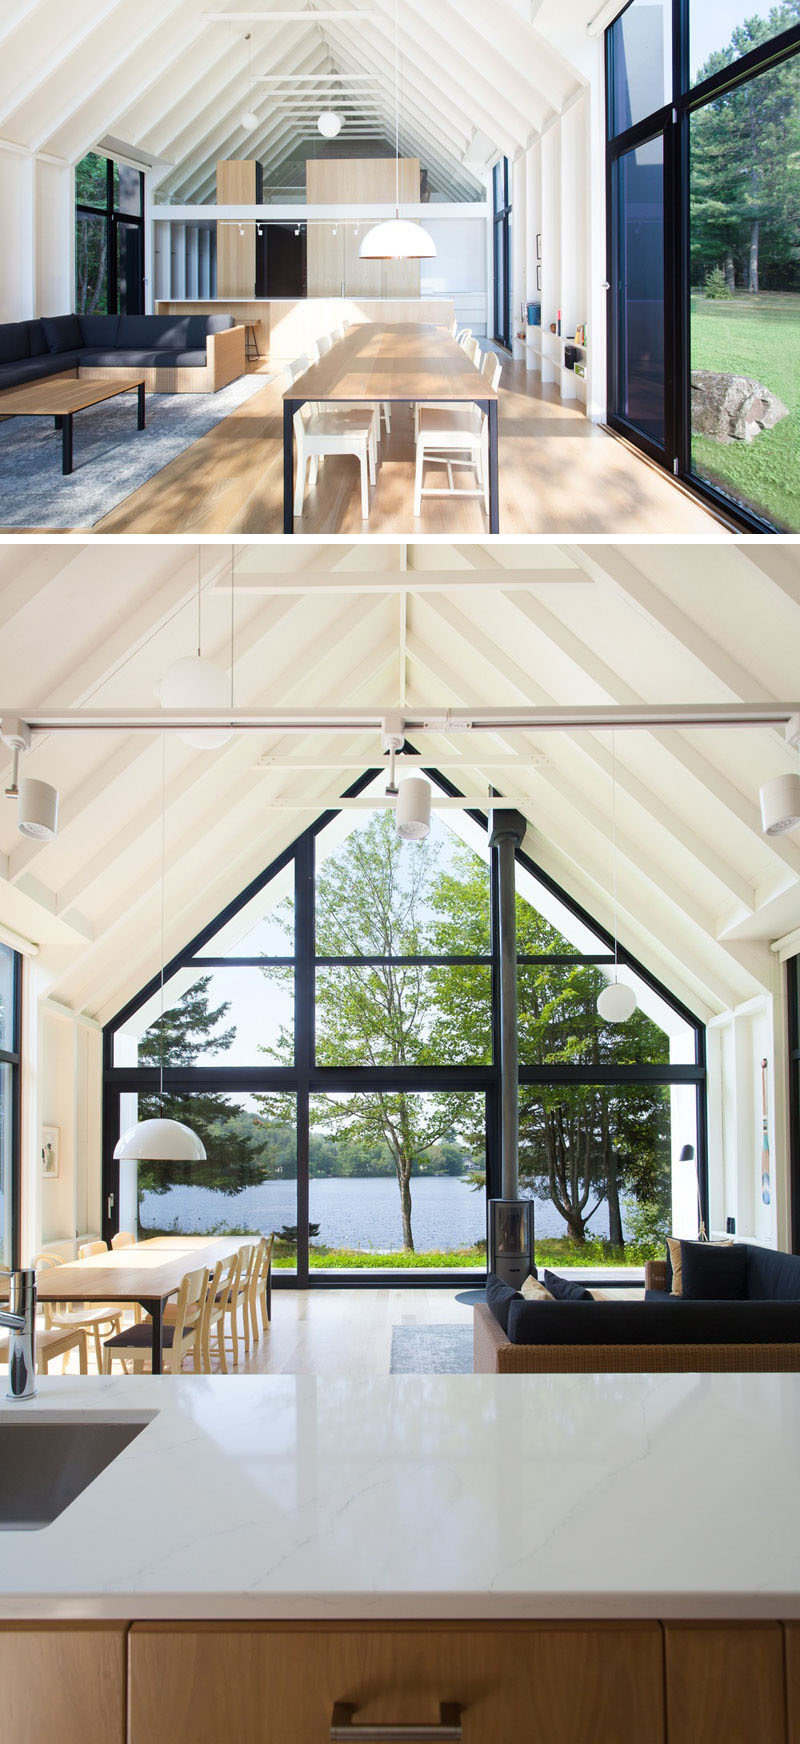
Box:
[5,704,800,735]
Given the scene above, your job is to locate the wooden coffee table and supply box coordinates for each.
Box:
[0,375,146,474]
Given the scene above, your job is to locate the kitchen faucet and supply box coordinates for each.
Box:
[0,1269,37,1399]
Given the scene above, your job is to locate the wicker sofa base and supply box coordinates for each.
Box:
[473,1302,800,1374]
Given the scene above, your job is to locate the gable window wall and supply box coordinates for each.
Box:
[606,0,800,531]
[103,771,706,1286]
[75,152,145,318]
[0,944,21,1270]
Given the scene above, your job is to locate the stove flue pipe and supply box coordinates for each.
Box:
[489,808,526,1200]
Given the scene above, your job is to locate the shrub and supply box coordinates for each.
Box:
[704,265,732,300]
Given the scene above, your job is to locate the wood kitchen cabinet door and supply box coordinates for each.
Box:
[664,1623,787,1744]
[129,1620,664,1744]
[0,1624,127,1744]
[784,1625,800,1743]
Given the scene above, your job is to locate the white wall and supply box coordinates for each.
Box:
[20,979,104,1262]
[420,214,488,335]
[0,142,72,320]
[706,992,784,1248]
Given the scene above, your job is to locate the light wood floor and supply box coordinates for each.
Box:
[74,360,722,537]
[19,1288,475,1380]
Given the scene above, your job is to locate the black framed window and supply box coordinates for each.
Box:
[0,943,22,1270]
[493,157,512,350]
[75,152,145,316]
[790,954,800,1254]
[606,0,800,531]
[103,769,706,1285]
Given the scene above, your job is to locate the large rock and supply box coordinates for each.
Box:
[691,370,790,444]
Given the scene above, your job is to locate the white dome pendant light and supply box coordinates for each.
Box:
[359,0,436,262]
[114,735,206,1167]
[597,732,637,1025]
[240,33,259,132]
[760,713,800,835]
[158,557,233,750]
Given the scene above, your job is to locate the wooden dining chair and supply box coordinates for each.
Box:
[248,1235,274,1342]
[102,1265,207,1375]
[0,1323,87,1377]
[201,1254,239,1374]
[35,1251,125,1373]
[222,1243,257,1367]
[78,1239,108,1258]
[111,1231,135,1249]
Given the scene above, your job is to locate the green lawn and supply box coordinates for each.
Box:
[691,291,800,531]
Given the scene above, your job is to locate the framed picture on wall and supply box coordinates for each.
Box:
[536,233,542,260]
[536,264,542,291]
[41,1125,60,1179]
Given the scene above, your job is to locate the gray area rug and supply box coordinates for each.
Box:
[0,373,269,528]
[390,1325,473,1374]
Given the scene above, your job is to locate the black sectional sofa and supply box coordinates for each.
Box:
[0,313,246,395]
[474,1244,800,1373]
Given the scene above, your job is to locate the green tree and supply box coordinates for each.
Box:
[137,976,267,1201]
[431,856,670,1251]
[690,7,800,293]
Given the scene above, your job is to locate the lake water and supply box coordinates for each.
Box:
[139,1175,622,1251]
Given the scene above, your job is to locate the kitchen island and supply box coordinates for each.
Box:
[1,1372,799,1741]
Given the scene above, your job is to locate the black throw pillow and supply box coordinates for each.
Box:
[543,1269,592,1302]
[485,1272,523,1332]
[679,1240,747,1301]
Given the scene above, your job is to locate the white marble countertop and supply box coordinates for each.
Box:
[1,1373,798,1622]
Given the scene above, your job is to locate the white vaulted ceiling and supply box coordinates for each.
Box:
[0,0,589,200]
[1,542,799,1028]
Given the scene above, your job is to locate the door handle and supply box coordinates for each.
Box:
[330,1701,462,1741]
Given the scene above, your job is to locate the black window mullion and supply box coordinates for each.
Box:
[294,830,314,1286]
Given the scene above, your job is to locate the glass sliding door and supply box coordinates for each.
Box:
[0,944,21,1269]
[493,158,512,349]
[609,131,667,452]
[75,151,145,317]
[689,51,800,530]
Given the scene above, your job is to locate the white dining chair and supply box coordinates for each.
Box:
[414,355,503,519]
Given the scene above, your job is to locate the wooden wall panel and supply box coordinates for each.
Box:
[306,159,421,296]
[664,1623,786,1744]
[216,161,257,298]
[785,1625,800,1743]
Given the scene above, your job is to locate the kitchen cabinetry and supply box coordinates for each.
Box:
[0,1624,127,1744]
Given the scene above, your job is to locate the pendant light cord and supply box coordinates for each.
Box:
[160,731,166,1108]
[611,729,619,983]
[395,0,400,215]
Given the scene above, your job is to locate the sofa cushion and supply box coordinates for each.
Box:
[204,313,235,335]
[520,1274,554,1302]
[41,314,83,353]
[78,314,121,348]
[81,347,207,369]
[0,322,31,364]
[25,320,48,357]
[680,1240,747,1301]
[506,1297,800,1346]
[0,355,81,390]
[117,314,200,347]
[544,1270,593,1302]
[745,1244,800,1301]
[485,1272,523,1334]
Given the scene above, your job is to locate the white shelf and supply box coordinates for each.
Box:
[524,324,588,398]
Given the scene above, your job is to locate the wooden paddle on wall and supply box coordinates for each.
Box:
[761,1056,771,1206]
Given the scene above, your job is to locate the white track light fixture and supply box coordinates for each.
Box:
[158,562,233,750]
[359,0,436,261]
[381,711,404,796]
[1,716,59,841]
[760,713,800,835]
[114,736,206,1167]
[396,775,432,841]
[597,732,636,1025]
[240,33,259,130]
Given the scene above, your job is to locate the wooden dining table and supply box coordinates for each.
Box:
[282,321,500,534]
[4,1236,247,1375]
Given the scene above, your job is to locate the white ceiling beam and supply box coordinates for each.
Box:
[736,546,800,608]
[225,564,578,592]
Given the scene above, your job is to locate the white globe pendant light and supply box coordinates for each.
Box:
[359,0,436,264]
[596,731,637,1025]
[396,775,431,841]
[597,980,637,1024]
[318,109,342,138]
[241,110,259,131]
[115,735,206,1169]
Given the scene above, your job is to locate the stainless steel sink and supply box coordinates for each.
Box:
[0,1412,156,1529]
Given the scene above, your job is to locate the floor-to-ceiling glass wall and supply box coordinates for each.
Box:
[75,152,145,317]
[104,773,705,1283]
[607,0,800,530]
[493,157,513,349]
[0,944,21,1269]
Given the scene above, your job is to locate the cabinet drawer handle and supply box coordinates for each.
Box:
[330,1700,462,1741]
